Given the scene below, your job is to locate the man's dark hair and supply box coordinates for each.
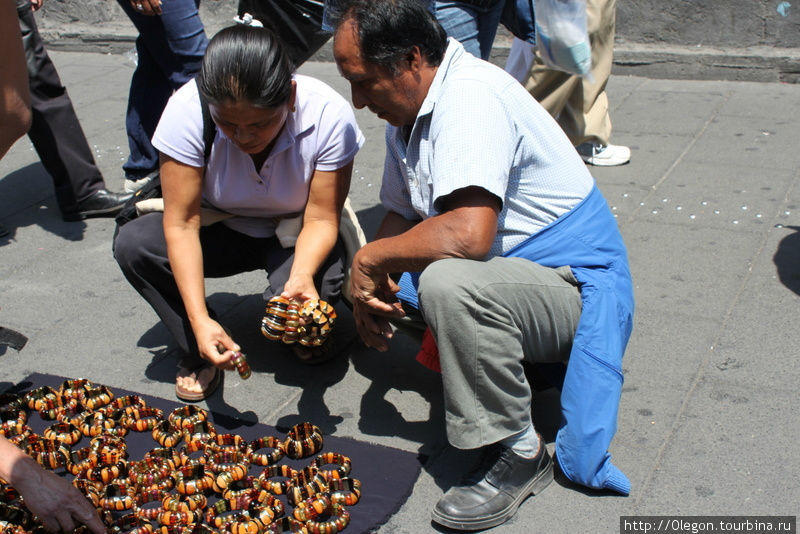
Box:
[197,24,294,108]
[328,0,447,72]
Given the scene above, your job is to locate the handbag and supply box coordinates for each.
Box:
[237,0,330,65]
[534,0,593,79]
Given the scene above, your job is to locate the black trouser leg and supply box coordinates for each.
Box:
[17,0,104,217]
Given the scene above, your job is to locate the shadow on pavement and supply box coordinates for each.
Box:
[0,163,89,243]
[773,225,800,295]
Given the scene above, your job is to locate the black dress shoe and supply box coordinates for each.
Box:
[432,439,553,531]
[63,188,134,222]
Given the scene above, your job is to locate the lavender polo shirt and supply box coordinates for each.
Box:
[152,75,364,238]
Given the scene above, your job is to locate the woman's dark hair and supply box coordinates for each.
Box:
[197,24,294,108]
[328,0,447,73]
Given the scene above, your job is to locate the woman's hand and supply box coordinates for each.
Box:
[281,273,320,302]
[193,317,239,370]
[129,0,161,15]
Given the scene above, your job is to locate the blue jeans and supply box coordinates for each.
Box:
[115,0,208,180]
[434,1,506,60]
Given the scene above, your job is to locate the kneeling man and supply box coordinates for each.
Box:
[330,0,634,530]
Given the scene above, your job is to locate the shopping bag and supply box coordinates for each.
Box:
[534,0,593,79]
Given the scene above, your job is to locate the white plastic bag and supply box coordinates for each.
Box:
[535,0,593,80]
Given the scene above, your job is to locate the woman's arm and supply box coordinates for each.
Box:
[160,154,238,367]
[282,161,353,300]
[0,0,31,160]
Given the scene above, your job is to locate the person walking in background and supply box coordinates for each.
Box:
[16,0,132,222]
[516,0,630,166]
[433,0,506,61]
[115,0,209,192]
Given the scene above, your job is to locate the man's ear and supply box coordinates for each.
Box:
[405,45,424,73]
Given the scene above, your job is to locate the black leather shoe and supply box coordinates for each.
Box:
[63,189,133,221]
[431,439,553,531]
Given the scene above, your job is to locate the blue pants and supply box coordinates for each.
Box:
[115,0,208,180]
[434,0,506,60]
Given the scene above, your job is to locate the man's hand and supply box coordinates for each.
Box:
[30,0,44,11]
[193,317,238,370]
[129,0,162,16]
[12,457,105,534]
[349,250,405,351]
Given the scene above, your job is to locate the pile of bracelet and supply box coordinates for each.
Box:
[260,297,337,348]
[0,381,361,534]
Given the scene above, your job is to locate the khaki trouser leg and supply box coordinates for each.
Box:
[524,0,616,146]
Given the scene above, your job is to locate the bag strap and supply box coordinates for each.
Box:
[198,90,217,163]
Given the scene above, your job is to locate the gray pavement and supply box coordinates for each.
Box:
[1,50,799,532]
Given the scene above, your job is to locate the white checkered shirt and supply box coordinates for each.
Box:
[380,38,594,257]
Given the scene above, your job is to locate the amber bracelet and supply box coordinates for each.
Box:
[207,451,249,493]
[174,465,213,495]
[304,502,350,534]
[110,512,155,534]
[286,475,329,507]
[43,421,81,445]
[168,406,209,431]
[207,434,249,456]
[78,412,119,437]
[0,421,31,444]
[90,433,129,455]
[229,352,251,380]
[81,385,114,410]
[183,420,216,440]
[248,436,284,466]
[263,517,309,534]
[157,509,202,527]
[326,477,361,506]
[220,477,256,502]
[312,452,351,482]
[24,386,58,412]
[58,378,94,401]
[90,442,127,465]
[128,457,173,491]
[67,446,97,476]
[110,394,146,411]
[85,459,128,484]
[0,394,25,415]
[256,464,297,496]
[25,437,70,470]
[282,423,323,460]
[152,420,183,448]
[161,493,207,513]
[123,406,165,432]
[71,478,101,506]
[99,482,136,512]
[146,447,184,471]
[133,488,167,521]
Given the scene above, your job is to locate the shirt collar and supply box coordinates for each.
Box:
[416,38,464,119]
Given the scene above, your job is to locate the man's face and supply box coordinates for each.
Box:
[333,18,423,127]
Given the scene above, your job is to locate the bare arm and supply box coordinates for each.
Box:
[350,186,501,350]
[282,161,353,301]
[160,154,238,367]
[0,436,105,534]
[0,0,31,160]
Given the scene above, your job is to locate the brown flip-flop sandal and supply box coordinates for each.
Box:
[175,363,222,402]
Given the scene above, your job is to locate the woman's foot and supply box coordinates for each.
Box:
[175,363,222,402]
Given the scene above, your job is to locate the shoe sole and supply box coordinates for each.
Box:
[431,455,554,531]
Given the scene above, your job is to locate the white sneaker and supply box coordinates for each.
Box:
[123,172,157,193]
[577,142,631,166]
